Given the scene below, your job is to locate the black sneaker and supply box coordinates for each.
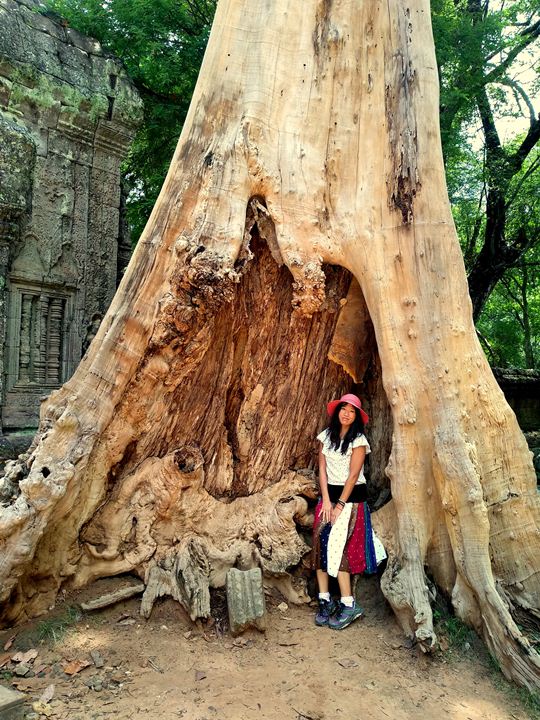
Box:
[315,598,338,626]
[328,601,365,630]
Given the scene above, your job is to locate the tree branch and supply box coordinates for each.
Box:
[476,88,503,158]
[505,155,540,210]
[511,114,540,172]
[500,78,536,124]
[500,274,524,311]
[484,17,540,71]
[476,328,498,364]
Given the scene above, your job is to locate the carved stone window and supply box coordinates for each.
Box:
[6,283,75,392]
[16,291,67,386]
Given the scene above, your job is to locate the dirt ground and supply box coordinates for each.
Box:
[0,576,535,720]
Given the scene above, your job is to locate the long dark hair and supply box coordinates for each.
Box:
[327,402,365,454]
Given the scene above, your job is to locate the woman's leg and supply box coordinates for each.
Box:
[316,569,329,593]
[329,570,363,629]
[315,569,336,626]
[336,571,352,598]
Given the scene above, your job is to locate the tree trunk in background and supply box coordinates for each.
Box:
[1,0,539,691]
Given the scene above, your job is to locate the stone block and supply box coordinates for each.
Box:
[0,58,17,78]
[226,568,267,636]
[19,4,65,42]
[88,165,120,210]
[0,76,12,108]
[48,127,92,165]
[56,42,92,83]
[65,27,101,55]
[0,430,33,461]
[33,126,48,157]
[0,684,25,720]
[0,115,35,212]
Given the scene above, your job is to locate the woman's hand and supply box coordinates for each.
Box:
[321,498,332,524]
[331,504,343,525]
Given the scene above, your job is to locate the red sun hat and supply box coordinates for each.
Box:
[327,393,369,425]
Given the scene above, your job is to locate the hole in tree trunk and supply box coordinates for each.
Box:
[162,197,393,507]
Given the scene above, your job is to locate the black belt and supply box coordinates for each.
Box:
[327,484,367,503]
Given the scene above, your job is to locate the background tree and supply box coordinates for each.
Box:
[431,0,540,322]
[477,249,540,367]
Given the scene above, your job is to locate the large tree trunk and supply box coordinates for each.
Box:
[1,0,539,691]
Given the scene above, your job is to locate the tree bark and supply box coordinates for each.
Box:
[1,0,539,691]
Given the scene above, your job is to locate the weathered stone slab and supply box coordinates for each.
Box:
[226,568,267,636]
[0,684,25,720]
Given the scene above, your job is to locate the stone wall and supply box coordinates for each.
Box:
[0,0,142,433]
[492,368,540,433]
[492,368,540,483]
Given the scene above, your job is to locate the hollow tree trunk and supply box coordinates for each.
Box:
[1,0,540,691]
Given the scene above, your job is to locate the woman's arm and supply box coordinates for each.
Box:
[331,446,366,524]
[319,445,332,523]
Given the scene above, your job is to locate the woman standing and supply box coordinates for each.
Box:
[313,393,377,629]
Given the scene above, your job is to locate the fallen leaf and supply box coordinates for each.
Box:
[11,681,29,690]
[277,602,289,612]
[39,684,55,704]
[337,657,358,669]
[11,649,38,664]
[0,652,11,668]
[3,634,17,651]
[32,701,53,717]
[63,659,91,675]
[183,631,192,640]
[195,670,207,681]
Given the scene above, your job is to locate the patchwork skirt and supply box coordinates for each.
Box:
[312,498,378,577]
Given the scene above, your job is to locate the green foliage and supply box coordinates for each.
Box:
[477,248,540,367]
[42,0,216,241]
[433,605,476,652]
[432,0,540,363]
[36,605,82,644]
[451,142,540,367]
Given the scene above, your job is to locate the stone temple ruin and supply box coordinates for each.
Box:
[0,0,142,449]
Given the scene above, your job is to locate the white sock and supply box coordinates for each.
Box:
[341,595,354,607]
[318,592,331,602]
